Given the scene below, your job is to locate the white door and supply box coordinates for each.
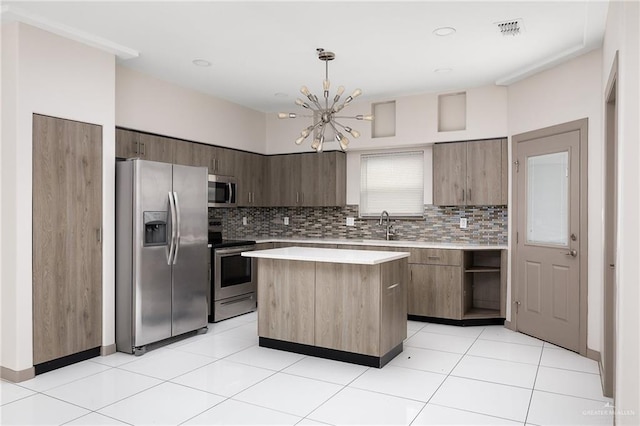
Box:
[512,120,587,353]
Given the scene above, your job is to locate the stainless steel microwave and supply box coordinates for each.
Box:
[208,175,237,207]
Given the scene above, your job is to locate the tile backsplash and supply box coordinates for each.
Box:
[211,205,507,245]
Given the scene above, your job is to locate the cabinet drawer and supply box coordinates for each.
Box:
[406,248,461,265]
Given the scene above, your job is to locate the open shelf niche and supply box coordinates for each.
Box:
[462,250,505,319]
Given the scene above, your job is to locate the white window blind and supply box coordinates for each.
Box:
[360,151,424,217]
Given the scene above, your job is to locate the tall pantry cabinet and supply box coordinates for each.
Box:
[32,114,103,372]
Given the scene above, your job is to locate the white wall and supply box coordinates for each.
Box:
[116,66,266,153]
[507,49,603,352]
[266,85,508,155]
[0,23,116,374]
[602,0,640,422]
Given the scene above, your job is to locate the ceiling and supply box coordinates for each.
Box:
[1,1,609,113]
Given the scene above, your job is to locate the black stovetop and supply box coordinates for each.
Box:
[208,234,255,249]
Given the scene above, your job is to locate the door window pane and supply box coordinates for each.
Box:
[527,152,569,246]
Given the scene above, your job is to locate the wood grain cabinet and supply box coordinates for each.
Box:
[236,151,266,206]
[33,114,102,368]
[266,151,346,207]
[407,249,463,320]
[257,259,316,345]
[433,138,507,206]
[116,128,175,163]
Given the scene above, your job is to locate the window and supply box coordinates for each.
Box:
[360,151,424,217]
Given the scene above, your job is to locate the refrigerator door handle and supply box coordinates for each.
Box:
[173,191,181,264]
[168,191,177,265]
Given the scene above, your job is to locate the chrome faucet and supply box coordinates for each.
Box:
[379,210,394,240]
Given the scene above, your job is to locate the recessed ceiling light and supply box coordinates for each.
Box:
[434,68,453,73]
[433,27,456,37]
[192,59,211,67]
[274,92,288,98]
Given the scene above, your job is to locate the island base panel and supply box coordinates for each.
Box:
[408,314,505,327]
[259,337,403,368]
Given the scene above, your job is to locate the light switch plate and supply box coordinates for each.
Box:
[242,217,247,226]
[346,217,355,226]
[460,218,468,229]
[284,217,289,225]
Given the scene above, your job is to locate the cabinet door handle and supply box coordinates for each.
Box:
[462,189,465,202]
[468,189,472,202]
[427,256,441,260]
[140,142,146,157]
[387,283,400,290]
[410,270,412,281]
[134,141,139,155]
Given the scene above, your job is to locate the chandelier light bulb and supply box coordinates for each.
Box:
[351,88,362,99]
[295,136,305,145]
[356,114,374,121]
[295,98,310,109]
[336,86,345,96]
[311,137,321,151]
[300,128,311,138]
[323,79,330,91]
[349,128,361,138]
[300,86,311,96]
[339,136,349,151]
[278,112,297,119]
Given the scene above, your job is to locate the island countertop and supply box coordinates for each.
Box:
[242,246,409,265]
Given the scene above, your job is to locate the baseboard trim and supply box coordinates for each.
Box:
[34,347,101,375]
[101,344,116,356]
[587,348,601,362]
[1,366,35,383]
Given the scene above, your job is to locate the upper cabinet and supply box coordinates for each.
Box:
[433,138,507,206]
[235,151,266,207]
[116,128,175,163]
[117,128,345,208]
[266,151,346,207]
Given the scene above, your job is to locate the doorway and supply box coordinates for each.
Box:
[511,119,588,355]
[602,53,618,398]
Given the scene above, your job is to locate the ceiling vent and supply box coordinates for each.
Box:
[496,19,524,36]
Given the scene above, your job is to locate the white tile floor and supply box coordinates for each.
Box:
[1,313,613,426]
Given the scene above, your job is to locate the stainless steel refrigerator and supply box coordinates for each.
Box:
[116,159,208,354]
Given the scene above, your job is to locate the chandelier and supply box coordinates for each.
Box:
[278,48,373,152]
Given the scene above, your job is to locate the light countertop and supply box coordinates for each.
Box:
[252,238,507,251]
[242,246,410,265]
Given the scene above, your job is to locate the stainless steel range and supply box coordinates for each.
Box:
[208,221,256,322]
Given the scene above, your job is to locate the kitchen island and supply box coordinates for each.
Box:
[242,246,409,367]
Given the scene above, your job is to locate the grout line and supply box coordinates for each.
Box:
[523,340,545,425]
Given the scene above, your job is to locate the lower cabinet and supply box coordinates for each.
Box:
[406,248,506,321]
[409,264,462,320]
[257,259,315,345]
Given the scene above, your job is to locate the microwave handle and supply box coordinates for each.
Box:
[228,182,234,204]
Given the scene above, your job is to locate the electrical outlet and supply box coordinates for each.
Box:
[242,217,247,226]
[460,218,468,229]
[284,217,289,225]
[346,217,355,226]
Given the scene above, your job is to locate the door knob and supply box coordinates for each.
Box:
[566,249,578,257]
